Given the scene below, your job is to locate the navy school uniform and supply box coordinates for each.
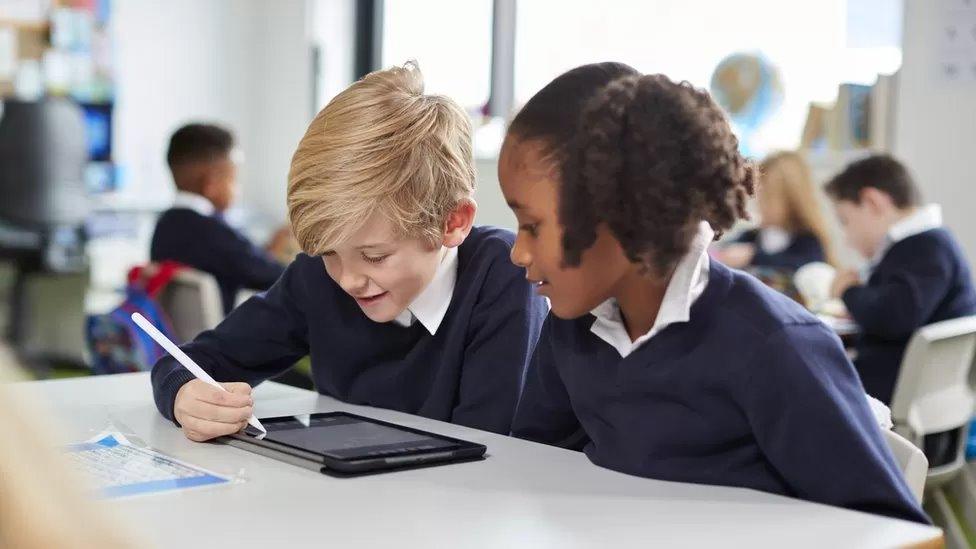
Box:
[151,207,285,314]
[843,227,976,404]
[736,228,826,272]
[512,260,928,524]
[151,226,549,435]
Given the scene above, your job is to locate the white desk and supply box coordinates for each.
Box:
[11,373,942,549]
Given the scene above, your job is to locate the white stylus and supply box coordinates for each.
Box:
[130,312,266,434]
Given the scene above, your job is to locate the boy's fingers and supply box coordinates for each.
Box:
[179,416,216,441]
[183,401,253,424]
[222,382,253,395]
[184,428,209,442]
[180,414,240,440]
[196,385,252,408]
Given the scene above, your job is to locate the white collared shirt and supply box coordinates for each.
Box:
[589,221,714,358]
[757,226,792,255]
[868,204,943,272]
[172,191,216,217]
[393,246,458,335]
[887,203,943,244]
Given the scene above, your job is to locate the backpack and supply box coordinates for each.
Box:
[85,261,183,375]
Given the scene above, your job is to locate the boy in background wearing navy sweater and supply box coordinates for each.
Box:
[151,124,289,314]
[826,154,976,405]
[151,62,548,442]
[501,63,926,523]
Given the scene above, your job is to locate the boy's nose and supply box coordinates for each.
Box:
[338,269,369,295]
[510,240,532,269]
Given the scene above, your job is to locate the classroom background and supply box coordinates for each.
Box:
[1,0,975,547]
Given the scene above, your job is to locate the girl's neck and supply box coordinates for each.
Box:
[761,222,795,234]
[613,266,672,342]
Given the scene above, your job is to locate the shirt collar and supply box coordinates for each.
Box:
[869,204,943,269]
[887,203,942,244]
[757,226,792,255]
[589,221,714,358]
[172,191,216,217]
[393,246,458,335]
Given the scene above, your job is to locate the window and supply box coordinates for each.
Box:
[382,0,493,111]
[514,0,902,155]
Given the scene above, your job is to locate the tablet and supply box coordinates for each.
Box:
[224,412,486,475]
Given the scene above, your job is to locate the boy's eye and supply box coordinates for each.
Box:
[362,253,389,264]
[519,223,539,237]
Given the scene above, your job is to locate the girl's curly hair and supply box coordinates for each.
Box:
[509,62,756,276]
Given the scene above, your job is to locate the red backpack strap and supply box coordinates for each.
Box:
[127,265,146,286]
[145,261,185,297]
[127,261,185,297]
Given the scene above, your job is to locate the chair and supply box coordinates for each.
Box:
[867,393,927,503]
[888,316,976,548]
[12,270,89,371]
[156,268,223,344]
[234,288,259,308]
[882,429,929,503]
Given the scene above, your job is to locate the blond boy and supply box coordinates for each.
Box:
[150,62,548,440]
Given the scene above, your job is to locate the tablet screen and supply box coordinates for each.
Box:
[250,414,458,459]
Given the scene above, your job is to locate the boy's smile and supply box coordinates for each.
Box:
[353,291,391,308]
[322,211,443,323]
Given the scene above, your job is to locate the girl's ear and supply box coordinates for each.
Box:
[441,199,477,248]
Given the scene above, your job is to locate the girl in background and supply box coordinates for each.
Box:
[718,151,835,271]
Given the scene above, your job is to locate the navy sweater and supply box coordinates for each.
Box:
[736,229,826,271]
[151,226,549,435]
[151,207,285,314]
[512,261,927,524]
[844,228,976,404]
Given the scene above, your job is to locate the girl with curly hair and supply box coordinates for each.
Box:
[498,62,926,524]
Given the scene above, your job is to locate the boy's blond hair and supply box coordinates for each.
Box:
[288,61,475,255]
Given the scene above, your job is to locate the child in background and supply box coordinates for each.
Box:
[151,123,289,314]
[501,62,926,523]
[826,154,976,404]
[717,151,834,272]
[151,62,548,441]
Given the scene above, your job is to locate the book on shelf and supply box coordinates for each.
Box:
[800,72,898,154]
[869,72,898,151]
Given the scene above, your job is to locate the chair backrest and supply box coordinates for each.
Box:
[156,269,223,344]
[890,316,976,441]
[234,288,259,309]
[882,429,928,503]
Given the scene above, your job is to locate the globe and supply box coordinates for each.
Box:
[709,52,784,135]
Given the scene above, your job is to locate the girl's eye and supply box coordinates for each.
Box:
[519,223,539,237]
[362,253,389,264]
[322,251,337,257]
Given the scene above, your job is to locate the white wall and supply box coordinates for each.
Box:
[242,1,314,225]
[310,0,356,109]
[473,156,516,231]
[111,0,312,228]
[894,0,976,266]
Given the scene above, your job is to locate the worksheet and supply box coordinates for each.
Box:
[65,432,231,498]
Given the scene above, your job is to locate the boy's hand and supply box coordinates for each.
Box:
[716,243,756,269]
[174,380,254,442]
[831,269,861,299]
